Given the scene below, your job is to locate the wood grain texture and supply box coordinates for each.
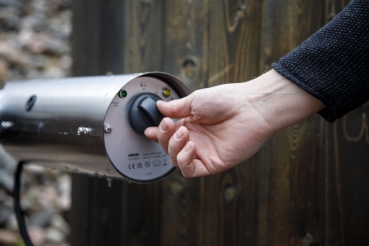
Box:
[322,2,369,245]
[124,0,164,73]
[201,1,263,245]
[159,2,262,245]
[71,1,125,245]
[71,0,369,245]
[258,0,325,245]
[71,0,163,245]
[121,1,164,245]
[163,0,208,91]
[160,1,207,245]
[322,106,369,246]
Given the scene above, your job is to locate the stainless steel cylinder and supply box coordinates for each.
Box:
[0,72,190,183]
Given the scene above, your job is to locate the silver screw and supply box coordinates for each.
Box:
[104,125,112,134]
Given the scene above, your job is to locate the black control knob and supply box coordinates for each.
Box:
[128,93,164,134]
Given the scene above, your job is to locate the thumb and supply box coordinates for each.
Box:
[157,93,194,118]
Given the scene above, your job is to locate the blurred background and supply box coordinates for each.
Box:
[0,0,71,245]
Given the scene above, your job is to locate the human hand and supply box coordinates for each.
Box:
[145,70,325,177]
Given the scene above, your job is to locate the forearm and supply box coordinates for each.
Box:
[243,69,326,135]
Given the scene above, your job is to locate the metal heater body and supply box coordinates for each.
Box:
[0,72,189,183]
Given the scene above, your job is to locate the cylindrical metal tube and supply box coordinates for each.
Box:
[0,72,189,183]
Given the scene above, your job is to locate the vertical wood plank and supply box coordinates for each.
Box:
[71,1,125,246]
[71,0,164,245]
[162,0,209,91]
[200,0,263,245]
[121,1,164,245]
[258,0,325,245]
[124,0,164,73]
[160,1,264,245]
[323,106,369,246]
[207,0,262,87]
[160,1,207,245]
[322,2,368,245]
[70,6,98,246]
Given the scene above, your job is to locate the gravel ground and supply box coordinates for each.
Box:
[0,0,72,245]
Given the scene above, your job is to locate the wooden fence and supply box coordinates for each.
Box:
[70,0,369,245]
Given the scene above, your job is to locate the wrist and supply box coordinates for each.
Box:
[243,69,325,134]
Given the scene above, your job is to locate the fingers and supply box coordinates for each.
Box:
[157,93,194,118]
[144,127,158,142]
[177,142,212,178]
[157,118,176,154]
[168,126,189,167]
[146,117,210,178]
[176,141,196,176]
[151,121,211,178]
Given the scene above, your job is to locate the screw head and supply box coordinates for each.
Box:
[104,125,112,134]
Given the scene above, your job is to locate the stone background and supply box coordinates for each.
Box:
[0,0,72,245]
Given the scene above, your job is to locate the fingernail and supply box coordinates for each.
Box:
[185,142,192,152]
[157,100,165,108]
[175,128,183,139]
[160,120,168,132]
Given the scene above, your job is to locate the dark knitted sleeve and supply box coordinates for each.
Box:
[272,0,369,122]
